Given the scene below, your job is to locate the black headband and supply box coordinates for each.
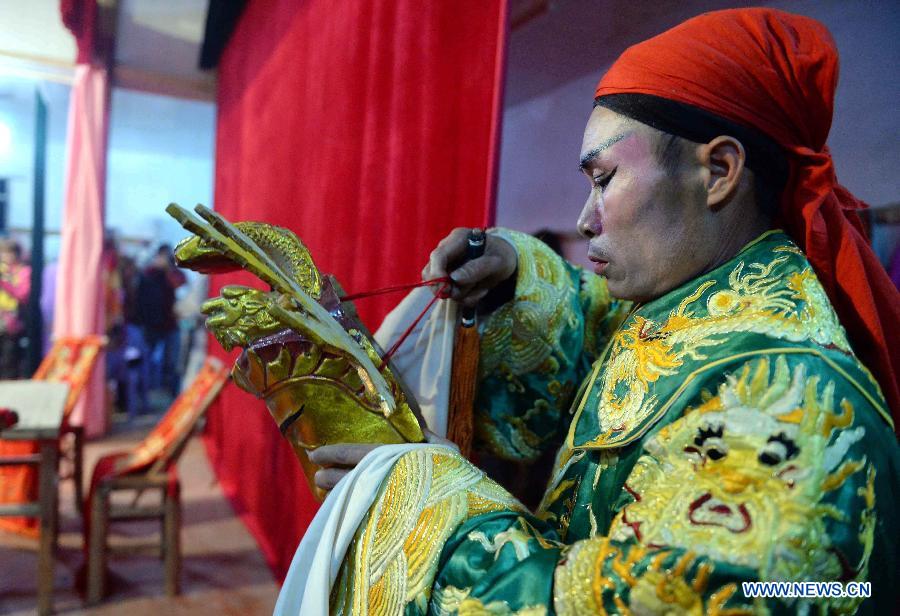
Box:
[594,93,788,190]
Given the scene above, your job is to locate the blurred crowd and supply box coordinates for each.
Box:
[0,235,207,419]
[0,239,30,378]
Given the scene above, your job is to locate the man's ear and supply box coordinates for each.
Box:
[699,136,746,210]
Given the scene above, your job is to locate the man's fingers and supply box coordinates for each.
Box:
[314,467,348,491]
[423,252,446,283]
[309,443,382,492]
[424,228,516,303]
[439,227,474,253]
[458,287,489,308]
[423,228,472,282]
[450,255,502,287]
[308,443,379,467]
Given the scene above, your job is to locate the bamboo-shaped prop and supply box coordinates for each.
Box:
[447,228,486,458]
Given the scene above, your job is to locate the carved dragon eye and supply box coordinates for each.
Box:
[693,424,728,461]
[705,443,727,460]
[758,433,799,466]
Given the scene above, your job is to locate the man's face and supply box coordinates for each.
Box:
[577,106,708,302]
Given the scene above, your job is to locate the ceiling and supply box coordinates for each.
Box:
[115,0,210,80]
[8,1,892,117]
[504,0,770,107]
[0,0,213,100]
[0,0,776,108]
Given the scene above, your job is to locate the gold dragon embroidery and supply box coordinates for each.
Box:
[555,356,873,615]
[605,356,873,613]
[577,247,852,446]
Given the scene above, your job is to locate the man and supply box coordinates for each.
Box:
[135,245,186,397]
[295,8,899,614]
[0,239,30,379]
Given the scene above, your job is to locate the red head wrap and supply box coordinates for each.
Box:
[596,8,899,428]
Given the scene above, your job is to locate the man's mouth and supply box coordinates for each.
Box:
[588,254,608,275]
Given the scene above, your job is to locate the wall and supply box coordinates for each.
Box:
[105,87,215,253]
[0,0,76,64]
[0,79,215,260]
[0,78,70,259]
[497,0,900,265]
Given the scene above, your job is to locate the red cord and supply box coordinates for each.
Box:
[378,282,450,369]
[337,276,452,369]
[341,277,451,301]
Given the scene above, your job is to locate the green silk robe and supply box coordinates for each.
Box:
[331,229,899,615]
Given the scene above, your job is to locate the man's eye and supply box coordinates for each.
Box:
[593,169,616,190]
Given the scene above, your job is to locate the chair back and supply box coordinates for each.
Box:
[114,357,230,476]
[34,336,107,416]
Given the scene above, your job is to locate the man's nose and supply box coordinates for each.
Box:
[577,200,602,239]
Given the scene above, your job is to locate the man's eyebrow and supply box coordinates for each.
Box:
[579,133,628,170]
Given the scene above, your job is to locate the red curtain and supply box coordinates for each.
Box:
[206,0,508,580]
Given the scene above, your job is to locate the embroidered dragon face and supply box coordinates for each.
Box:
[579,248,852,449]
[610,356,869,579]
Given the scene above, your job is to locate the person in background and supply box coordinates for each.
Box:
[134,245,186,399]
[101,235,130,416]
[102,235,124,332]
[0,239,30,379]
[174,273,209,389]
[117,254,149,417]
[120,254,140,328]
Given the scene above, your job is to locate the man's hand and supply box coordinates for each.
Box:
[308,430,458,492]
[308,443,379,491]
[421,228,517,308]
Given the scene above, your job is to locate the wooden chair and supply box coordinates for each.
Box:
[35,335,107,513]
[84,357,229,604]
[0,335,105,536]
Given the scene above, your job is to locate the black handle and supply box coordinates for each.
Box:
[460,228,486,328]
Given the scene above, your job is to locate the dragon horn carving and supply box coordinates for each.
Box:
[167,204,425,499]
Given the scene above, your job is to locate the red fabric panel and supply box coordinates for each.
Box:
[115,358,228,474]
[60,0,97,64]
[596,8,900,424]
[207,0,507,581]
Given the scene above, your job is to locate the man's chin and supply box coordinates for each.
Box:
[604,276,629,299]
[605,277,651,303]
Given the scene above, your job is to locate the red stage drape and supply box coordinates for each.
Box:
[205,0,508,580]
